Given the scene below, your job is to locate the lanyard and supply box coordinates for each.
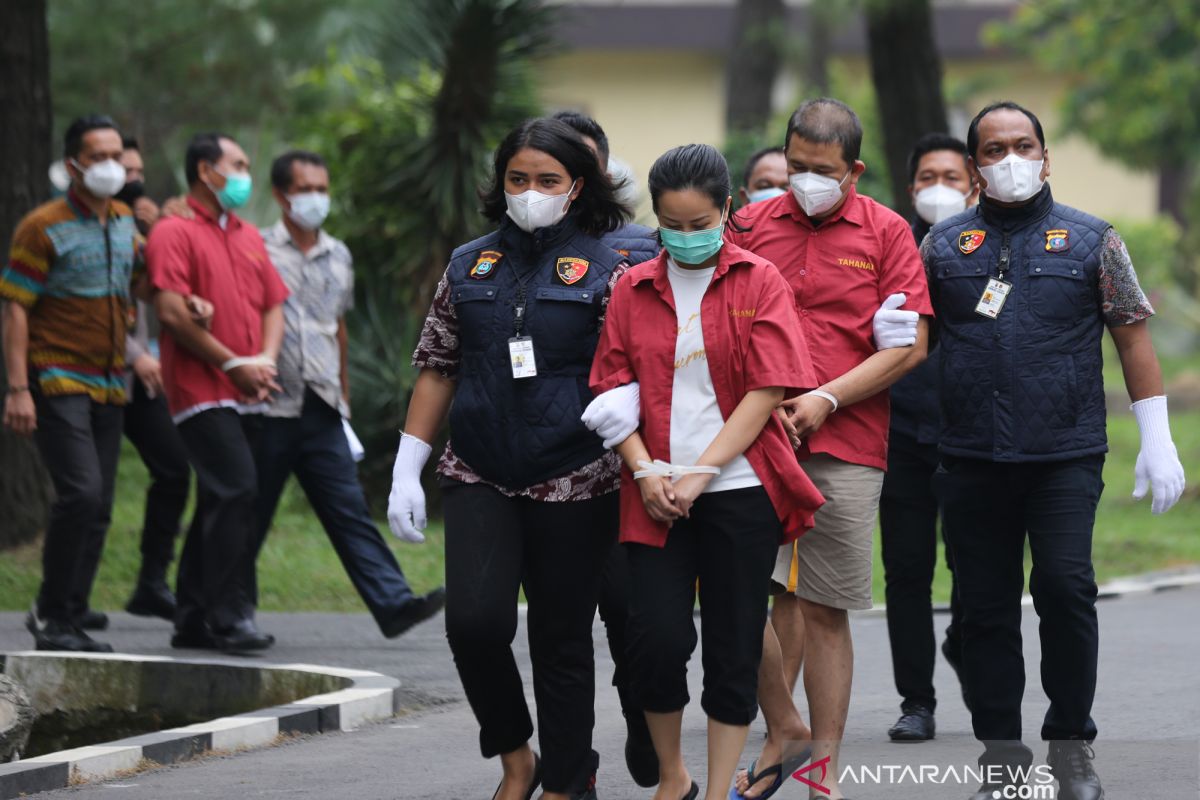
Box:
[995,231,1013,281]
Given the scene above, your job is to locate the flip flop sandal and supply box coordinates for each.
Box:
[729,759,783,800]
[492,753,542,800]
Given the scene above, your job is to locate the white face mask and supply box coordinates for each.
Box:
[287,191,331,231]
[914,183,969,225]
[978,153,1045,204]
[505,180,576,233]
[747,187,787,204]
[73,158,127,199]
[789,170,850,217]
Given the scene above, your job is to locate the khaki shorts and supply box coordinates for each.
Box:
[771,452,883,611]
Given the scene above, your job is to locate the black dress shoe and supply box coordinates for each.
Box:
[34,619,114,652]
[126,581,177,621]
[1048,741,1104,800]
[942,637,972,712]
[624,709,659,787]
[212,619,275,654]
[381,587,446,639]
[77,609,109,630]
[888,704,935,741]
[171,625,219,650]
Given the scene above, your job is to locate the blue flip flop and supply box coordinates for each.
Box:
[729,746,814,800]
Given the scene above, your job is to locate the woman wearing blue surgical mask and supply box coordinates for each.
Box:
[388,118,633,800]
[590,144,824,800]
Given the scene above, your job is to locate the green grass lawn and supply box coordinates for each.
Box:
[0,413,1196,613]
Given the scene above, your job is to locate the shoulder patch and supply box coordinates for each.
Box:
[470,250,502,279]
[556,256,589,285]
[958,229,986,255]
[1045,229,1069,253]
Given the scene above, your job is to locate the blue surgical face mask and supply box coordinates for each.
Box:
[659,221,725,265]
[747,187,786,204]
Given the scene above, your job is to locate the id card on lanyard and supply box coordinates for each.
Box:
[509,282,537,379]
[975,231,1013,320]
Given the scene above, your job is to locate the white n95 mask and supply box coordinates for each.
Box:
[789,170,850,217]
[505,181,576,233]
[914,184,969,224]
[979,154,1044,204]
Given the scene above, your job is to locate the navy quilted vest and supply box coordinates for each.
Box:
[926,187,1109,462]
[446,216,624,488]
[600,222,660,266]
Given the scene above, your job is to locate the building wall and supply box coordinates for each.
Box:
[539,51,1159,223]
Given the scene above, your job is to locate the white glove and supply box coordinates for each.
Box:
[1131,396,1186,515]
[580,381,641,449]
[387,433,432,542]
[873,292,919,349]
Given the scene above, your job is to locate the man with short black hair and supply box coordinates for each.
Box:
[879,132,976,743]
[147,131,289,654]
[926,101,1185,800]
[738,146,788,207]
[728,97,932,799]
[1,114,137,652]
[252,149,445,639]
[552,110,658,267]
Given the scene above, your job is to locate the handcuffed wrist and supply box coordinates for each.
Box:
[808,389,839,413]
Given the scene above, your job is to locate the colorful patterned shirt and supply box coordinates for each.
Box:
[0,190,136,404]
[414,262,629,501]
[260,221,354,419]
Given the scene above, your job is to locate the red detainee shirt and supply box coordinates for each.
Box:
[146,197,290,420]
[727,188,933,470]
[590,243,826,548]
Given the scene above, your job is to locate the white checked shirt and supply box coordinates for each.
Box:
[260,221,354,419]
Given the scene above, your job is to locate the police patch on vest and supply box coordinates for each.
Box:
[556,256,589,285]
[958,229,986,254]
[1045,229,1070,253]
[470,250,502,279]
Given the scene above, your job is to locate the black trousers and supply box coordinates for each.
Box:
[935,454,1104,759]
[251,390,415,626]
[123,378,190,582]
[880,432,963,711]
[626,486,781,726]
[175,408,261,632]
[442,481,616,794]
[596,543,644,730]
[32,391,123,623]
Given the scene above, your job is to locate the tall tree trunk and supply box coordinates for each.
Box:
[1157,163,1191,230]
[725,0,786,136]
[865,0,948,220]
[0,0,54,551]
[806,1,832,96]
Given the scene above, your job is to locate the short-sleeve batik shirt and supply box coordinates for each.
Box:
[0,190,136,404]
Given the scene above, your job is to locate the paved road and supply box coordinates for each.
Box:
[4,585,1198,799]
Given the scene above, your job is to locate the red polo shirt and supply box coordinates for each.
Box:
[590,243,825,548]
[146,197,290,419]
[726,188,933,470]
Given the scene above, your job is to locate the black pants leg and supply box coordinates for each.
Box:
[249,415,302,608]
[32,393,123,622]
[936,457,1028,752]
[522,493,617,792]
[123,378,191,583]
[443,481,616,794]
[291,394,416,623]
[627,486,780,726]
[1024,457,1103,742]
[176,409,260,632]
[880,435,943,711]
[597,544,642,726]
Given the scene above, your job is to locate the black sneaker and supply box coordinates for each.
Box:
[77,609,109,630]
[1047,741,1104,800]
[380,587,446,639]
[888,704,935,741]
[570,749,600,800]
[126,580,177,621]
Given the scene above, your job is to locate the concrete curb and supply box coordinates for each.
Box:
[0,653,399,799]
[854,565,1200,619]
